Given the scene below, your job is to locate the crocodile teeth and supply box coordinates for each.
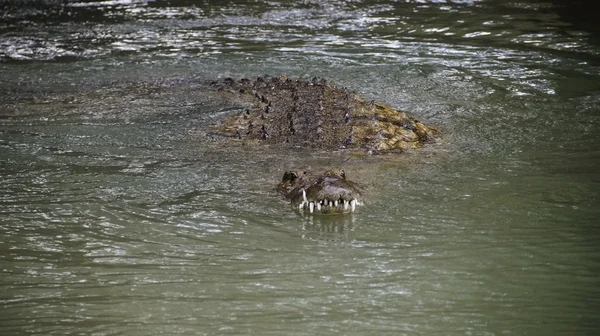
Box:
[302,189,308,202]
[297,198,360,214]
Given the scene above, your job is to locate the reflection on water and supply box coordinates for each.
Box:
[2,0,598,62]
[1,0,600,334]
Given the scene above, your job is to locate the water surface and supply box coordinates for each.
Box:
[1,0,599,334]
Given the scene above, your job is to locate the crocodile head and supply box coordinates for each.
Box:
[277,169,362,214]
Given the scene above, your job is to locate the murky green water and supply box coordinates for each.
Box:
[1,0,599,334]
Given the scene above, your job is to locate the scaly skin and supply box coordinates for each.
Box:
[213,75,438,153]
[277,169,362,214]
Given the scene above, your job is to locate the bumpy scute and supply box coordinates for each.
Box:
[213,75,438,153]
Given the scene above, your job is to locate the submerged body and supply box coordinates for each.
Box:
[213,75,438,153]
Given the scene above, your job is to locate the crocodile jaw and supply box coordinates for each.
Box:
[277,169,362,215]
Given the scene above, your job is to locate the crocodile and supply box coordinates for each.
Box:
[2,73,435,214]
[210,75,438,214]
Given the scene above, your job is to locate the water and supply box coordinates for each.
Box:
[1,0,599,334]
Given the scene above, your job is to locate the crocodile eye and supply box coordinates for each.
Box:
[340,170,346,179]
[282,171,298,182]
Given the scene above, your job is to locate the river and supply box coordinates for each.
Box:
[1,0,599,334]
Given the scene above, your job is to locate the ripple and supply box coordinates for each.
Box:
[1,1,600,335]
